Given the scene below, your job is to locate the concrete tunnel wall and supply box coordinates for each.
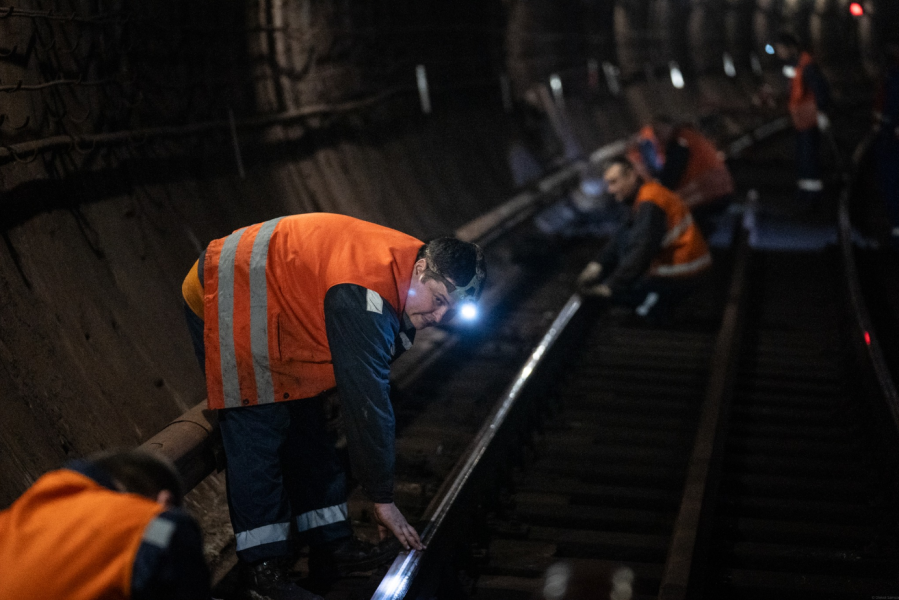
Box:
[0,0,894,542]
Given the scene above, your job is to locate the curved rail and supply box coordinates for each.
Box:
[836,131,899,430]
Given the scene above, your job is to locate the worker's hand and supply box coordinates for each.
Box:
[582,283,612,298]
[373,502,425,551]
[577,261,603,287]
[817,112,830,131]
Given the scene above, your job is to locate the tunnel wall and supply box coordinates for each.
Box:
[0,0,894,511]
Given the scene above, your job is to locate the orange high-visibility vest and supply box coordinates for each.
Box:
[674,127,735,208]
[635,181,712,277]
[202,213,423,410]
[0,470,165,600]
[789,52,819,131]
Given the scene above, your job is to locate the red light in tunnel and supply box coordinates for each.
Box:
[850,2,864,17]
[864,331,871,345]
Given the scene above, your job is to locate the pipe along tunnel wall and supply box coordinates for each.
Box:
[0,0,892,573]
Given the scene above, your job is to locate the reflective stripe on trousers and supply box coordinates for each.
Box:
[215,217,284,408]
[295,503,349,533]
[653,252,712,276]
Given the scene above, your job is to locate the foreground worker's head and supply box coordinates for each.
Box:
[603,156,642,203]
[406,238,486,329]
[651,114,676,146]
[774,32,801,62]
[89,449,185,509]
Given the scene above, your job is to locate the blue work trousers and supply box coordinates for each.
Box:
[184,305,352,564]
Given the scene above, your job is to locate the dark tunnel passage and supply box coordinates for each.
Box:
[2,0,899,598]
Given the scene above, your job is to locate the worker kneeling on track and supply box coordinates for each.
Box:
[0,449,210,600]
[577,156,712,325]
[181,213,486,600]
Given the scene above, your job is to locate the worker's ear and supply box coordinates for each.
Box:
[413,258,427,278]
[156,489,175,509]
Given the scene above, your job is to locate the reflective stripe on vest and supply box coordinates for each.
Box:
[215,217,284,408]
[653,251,712,276]
[661,212,694,248]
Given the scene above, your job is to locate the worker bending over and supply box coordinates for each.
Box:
[0,449,209,600]
[650,115,735,236]
[578,156,711,324]
[181,213,486,600]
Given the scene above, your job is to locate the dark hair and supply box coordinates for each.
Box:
[91,449,185,506]
[776,32,802,50]
[602,155,635,174]
[416,238,486,291]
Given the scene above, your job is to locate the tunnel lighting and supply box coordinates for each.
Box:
[765,43,775,55]
[850,2,864,16]
[723,53,736,77]
[603,61,621,96]
[782,65,796,78]
[669,62,685,89]
[458,301,478,321]
[549,73,564,105]
[750,52,763,75]
[416,65,431,114]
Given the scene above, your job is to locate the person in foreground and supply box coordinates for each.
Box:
[577,156,711,324]
[0,449,210,600]
[181,212,486,600]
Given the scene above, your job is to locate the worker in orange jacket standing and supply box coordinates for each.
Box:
[181,213,486,599]
[0,449,209,600]
[649,115,735,237]
[577,156,711,324]
[775,32,832,206]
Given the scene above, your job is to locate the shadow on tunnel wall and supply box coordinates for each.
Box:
[0,0,895,513]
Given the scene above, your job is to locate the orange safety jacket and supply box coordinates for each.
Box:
[202,213,423,410]
[672,127,735,208]
[635,181,712,277]
[789,51,819,131]
[0,470,165,600]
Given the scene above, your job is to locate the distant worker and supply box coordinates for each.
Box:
[577,156,711,323]
[0,449,209,600]
[774,32,832,206]
[650,115,735,236]
[875,37,899,247]
[181,213,486,600]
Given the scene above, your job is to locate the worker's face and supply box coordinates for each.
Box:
[774,43,795,62]
[604,163,639,203]
[652,122,673,145]
[405,259,456,330]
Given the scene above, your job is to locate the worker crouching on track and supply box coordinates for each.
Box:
[774,32,832,207]
[577,156,711,324]
[0,449,210,600]
[649,115,735,237]
[181,213,486,600]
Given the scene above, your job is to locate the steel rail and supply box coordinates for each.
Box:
[836,131,899,431]
[658,225,750,600]
[370,295,583,600]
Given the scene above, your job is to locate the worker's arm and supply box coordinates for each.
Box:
[603,202,667,293]
[324,284,424,550]
[659,138,690,190]
[131,510,211,600]
[324,284,401,505]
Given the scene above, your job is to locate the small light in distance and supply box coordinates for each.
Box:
[459,301,478,321]
[864,331,871,346]
[850,2,864,17]
[765,44,775,55]
[669,62,685,89]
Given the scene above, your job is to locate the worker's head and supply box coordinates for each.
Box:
[90,449,184,509]
[603,156,642,203]
[651,114,676,146]
[406,238,486,329]
[774,32,801,62]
